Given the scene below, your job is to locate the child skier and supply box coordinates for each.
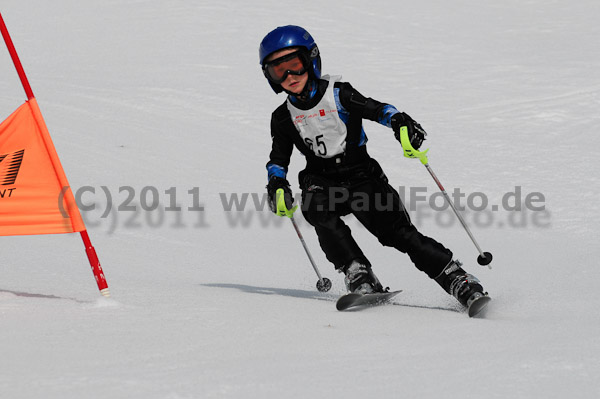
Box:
[260,25,488,309]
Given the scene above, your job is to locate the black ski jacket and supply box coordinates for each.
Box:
[266,78,398,181]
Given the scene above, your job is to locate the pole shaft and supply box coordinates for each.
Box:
[0,13,35,99]
[424,163,486,257]
[80,230,111,297]
[290,216,324,281]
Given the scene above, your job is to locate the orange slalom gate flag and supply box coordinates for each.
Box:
[0,98,85,236]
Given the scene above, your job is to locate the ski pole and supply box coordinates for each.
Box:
[289,215,332,292]
[399,127,493,268]
[275,188,332,291]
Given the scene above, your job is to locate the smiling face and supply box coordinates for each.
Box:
[265,48,309,94]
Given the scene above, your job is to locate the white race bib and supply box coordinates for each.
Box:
[287,75,347,158]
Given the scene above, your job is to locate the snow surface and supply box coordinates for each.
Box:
[1,0,599,398]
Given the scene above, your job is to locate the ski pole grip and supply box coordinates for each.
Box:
[400,126,429,165]
[275,188,297,218]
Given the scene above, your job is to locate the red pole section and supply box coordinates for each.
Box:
[81,230,111,297]
[0,12,35,100]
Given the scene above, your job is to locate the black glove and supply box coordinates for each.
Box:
[391,112,427,150]
[266,176,294,215]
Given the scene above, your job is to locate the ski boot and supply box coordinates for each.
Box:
[434,259,487,308]
[342,260,385,294]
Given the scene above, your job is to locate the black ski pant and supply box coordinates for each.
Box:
[299,158,452,279]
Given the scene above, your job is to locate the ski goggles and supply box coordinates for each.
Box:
[263,50,307,84]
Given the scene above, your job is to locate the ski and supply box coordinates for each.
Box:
[336,290,402,311]
[467,293,491,317]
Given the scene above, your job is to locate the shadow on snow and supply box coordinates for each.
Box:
[0,288,92,304]
[201,283,461,313]
[201,282,337,302]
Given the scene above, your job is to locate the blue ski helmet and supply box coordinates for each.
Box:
[259,25,321,93]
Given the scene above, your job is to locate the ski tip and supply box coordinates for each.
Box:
[335,290,402,311]
[336,293,362,311]
[468,295,491,318]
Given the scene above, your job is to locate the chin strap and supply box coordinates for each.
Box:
[286,80,317,101]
